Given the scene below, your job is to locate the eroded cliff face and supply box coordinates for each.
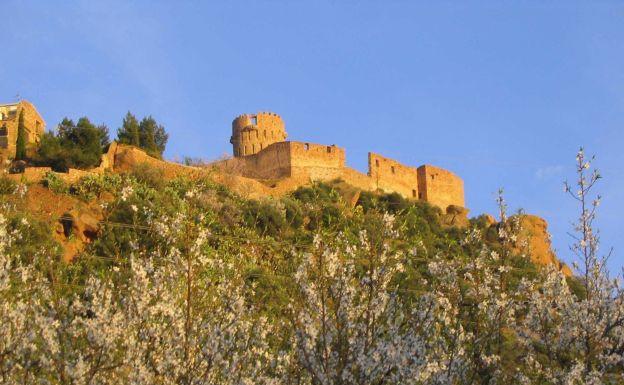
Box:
[518,215,572,276]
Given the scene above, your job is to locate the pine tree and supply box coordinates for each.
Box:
[117,112,141,147]
[153,121,168,156]
[139,116,167,158]
[15,110,27,160]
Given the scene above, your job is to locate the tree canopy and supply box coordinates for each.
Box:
[34,117,109,171]
[117,112,168,158]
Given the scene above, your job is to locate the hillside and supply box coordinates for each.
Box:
[3,143,623,384]
[4,143,570,275]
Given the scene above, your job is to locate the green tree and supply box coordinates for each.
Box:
[34,132,66,171]
[15,110,27,160]
[115,113,168,158]
[138,116,168,158]
[34,117,109,171]
[117,112,141,147]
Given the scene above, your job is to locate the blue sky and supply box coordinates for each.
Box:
[1,1,622,272]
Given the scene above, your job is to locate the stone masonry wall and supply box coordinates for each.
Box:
[0,100,46,162]
[289,142,345,181]
[226,141,292,179]
[417,165,465,209]
[368,152,420,199]
[214,141,345,181]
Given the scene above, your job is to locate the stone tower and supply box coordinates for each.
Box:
[230,112,287,157]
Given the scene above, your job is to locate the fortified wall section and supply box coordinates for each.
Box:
[289,142,345,181]
[417,165,465,209]
[214,141,465,210]
[368,152,420,199]
[218,141,292,179]
[216,141,345,181]
[230,112,287,157]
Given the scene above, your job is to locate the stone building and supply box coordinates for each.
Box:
[220,111,465,210]
[0,100,45,162]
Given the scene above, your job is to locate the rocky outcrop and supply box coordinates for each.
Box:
[517,215,572,276]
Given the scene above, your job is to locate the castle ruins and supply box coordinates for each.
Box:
[0,100,46,163]
[219,112,465,210]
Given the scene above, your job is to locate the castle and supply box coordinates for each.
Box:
[0,100,464,211]
[219,112,465,210]
[0,100,46,163]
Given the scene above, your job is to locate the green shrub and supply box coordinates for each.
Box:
[292,182,342,205]
[7,214,61,264]
[0,175,17,194]
[282,197,304,229]
[42,171,69,194]
[357,191,411,214]
[73,173,122,201]
[243,199,286,236]
[130,163,165,189]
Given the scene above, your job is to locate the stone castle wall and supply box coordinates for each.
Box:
[289,142,345,180]
[368,152,420,199]
[220,141,292,179]
[216,141,346,181]
[417,165,465,209]
[216,138,465,210]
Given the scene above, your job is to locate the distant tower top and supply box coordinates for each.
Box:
[230,112,287,157]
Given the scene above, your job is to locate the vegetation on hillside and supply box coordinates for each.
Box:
[22,112,167,171]
[33,117,110,171]
[0,149,621,384]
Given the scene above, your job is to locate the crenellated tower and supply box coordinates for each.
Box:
[230,112,287,157]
